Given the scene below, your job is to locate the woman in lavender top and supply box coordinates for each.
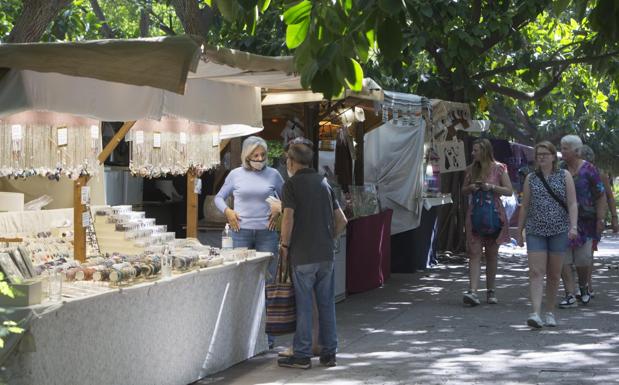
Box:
[215,136,284,347]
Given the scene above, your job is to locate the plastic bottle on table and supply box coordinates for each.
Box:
[221,223,233,250]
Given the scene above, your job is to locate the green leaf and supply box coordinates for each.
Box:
[377,17,402,61]
[258,0,271,13]
[286,19,310,49]
[420,4,433,18]
[378,0,403,16]
[283,0,312,25]
[344,58,364,91]
[216,0,240,22]
[322,7,345,35]
[355,32,370,62]
[237,0,259,10]
[300,60,320,89]
[318,43,340,69]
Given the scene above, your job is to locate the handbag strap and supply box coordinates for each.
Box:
[275,255,292,283]
[536,171,567,211]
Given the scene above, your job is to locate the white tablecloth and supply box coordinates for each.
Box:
[5,254,271,385]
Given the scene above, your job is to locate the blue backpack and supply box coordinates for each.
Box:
[471,190,502,237]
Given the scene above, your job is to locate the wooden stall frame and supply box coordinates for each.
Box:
[73,121,135,262]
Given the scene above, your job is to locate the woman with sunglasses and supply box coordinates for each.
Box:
[516,141,578,328]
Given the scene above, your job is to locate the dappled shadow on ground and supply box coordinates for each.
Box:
[197,238,619,385]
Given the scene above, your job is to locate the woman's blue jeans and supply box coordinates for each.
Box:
[231,228,279,345]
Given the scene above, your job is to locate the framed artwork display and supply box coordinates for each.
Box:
[18,246,36,278]
[0,252,24,284]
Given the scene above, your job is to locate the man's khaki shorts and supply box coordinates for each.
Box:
[564,239,593,267]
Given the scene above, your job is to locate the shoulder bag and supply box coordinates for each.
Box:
[535,171,567,211]
[265,256,296,335]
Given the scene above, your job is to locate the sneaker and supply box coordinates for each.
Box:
[463,291,481,306]
[559,294,577,309]
[527,313,543,329]
[319,353,337,367]
[278,347,293,357]
[544,312,557,327]
[487,289,498,304]
[579,287,591,304]
[277,356,312,369]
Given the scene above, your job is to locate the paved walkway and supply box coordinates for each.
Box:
[197,232,619,385]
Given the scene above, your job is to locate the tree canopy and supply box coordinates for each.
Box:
[1,0,618,170]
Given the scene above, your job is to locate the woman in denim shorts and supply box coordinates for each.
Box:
[516,141,578,328]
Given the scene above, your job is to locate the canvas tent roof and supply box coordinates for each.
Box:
[0,36,296,128]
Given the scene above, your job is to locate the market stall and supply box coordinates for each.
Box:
[364,92,458,274]
[0,36,296,384]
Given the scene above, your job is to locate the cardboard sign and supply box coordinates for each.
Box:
[153,132,161,148]
[57,127,68,146]
[135,130,144,144]
[11,125,22,140]
[81,186,90,205]
[436,140,466,173]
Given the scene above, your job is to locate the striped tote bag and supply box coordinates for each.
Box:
[265,257,296,335]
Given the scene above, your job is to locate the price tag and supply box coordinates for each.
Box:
[82,211,91,228]
[153,132,161,148]
[90,125,99,139]
[57,127,68,146]
[81,186,90,205]
[212,133,220,147]
[11,125,22,140]
[180,132,187,145]
[135,130,144,144]
[194,178,202,194]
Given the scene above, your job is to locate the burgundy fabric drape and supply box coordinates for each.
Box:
[346,209,393,294]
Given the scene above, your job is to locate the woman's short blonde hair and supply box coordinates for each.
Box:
[241,136,268,169]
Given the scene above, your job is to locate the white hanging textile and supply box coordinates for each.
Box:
[0,111,101,179]
[127,117,220,178]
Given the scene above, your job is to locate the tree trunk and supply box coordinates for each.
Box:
[140,0,151,37]
[7,0,73,43]
[170,0,215,38]
[89,0,115,39]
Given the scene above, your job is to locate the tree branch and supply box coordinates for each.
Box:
[170,0,214,38]
[490,103,535,145]
[89,0,115,38]
[7,0,73,42]
[473,49,619,79]
[471,0,481,25]
[483,66,565,101]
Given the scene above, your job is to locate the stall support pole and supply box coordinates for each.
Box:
[354,120,365,186]
[73,175,90,263]
[186,169,198,238]
[304,103,320,170]
[69,120,138,263]
[97,121,136,163]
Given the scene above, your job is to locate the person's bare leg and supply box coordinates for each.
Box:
[528,252,547,315]
[468,242,482,292]
[545,253,563,312]
[485,242,499,291]
[561,264,576,295]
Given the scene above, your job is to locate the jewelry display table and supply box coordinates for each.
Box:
[5,253,271,385]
